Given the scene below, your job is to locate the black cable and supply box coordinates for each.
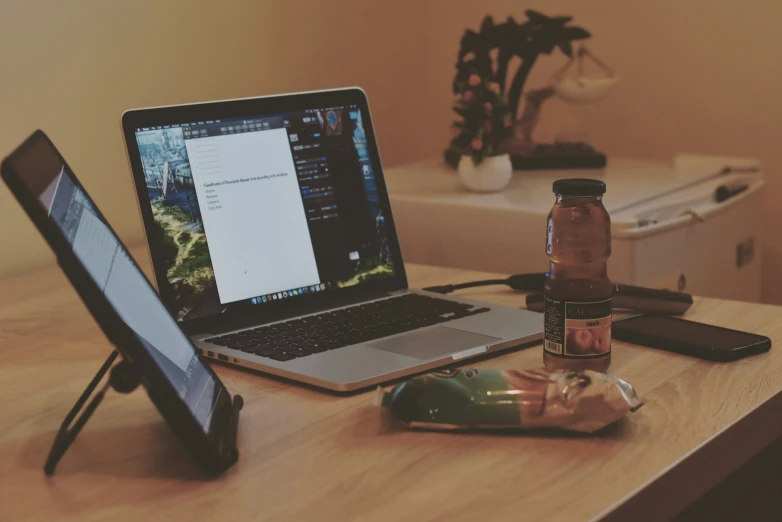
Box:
[423,272,693,315]
[423,273,547,294]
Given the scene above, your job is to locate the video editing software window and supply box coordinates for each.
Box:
[134,106,394,321]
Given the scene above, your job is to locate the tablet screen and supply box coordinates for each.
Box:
[9,135,228,435]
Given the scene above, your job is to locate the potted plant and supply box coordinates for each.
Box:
[445,11,615,171]
[448,71,515,192]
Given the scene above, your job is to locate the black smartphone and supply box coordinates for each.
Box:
[1,131,240,475]
[613,314,771,362]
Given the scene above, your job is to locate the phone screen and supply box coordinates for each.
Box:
[613,314,769,354]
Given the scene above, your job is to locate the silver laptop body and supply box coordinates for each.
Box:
[192,290,542,391]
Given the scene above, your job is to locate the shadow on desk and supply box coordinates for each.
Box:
[18,420,208,481]
[674,435,782,522]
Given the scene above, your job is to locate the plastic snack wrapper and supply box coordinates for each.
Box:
[378,368,643,433]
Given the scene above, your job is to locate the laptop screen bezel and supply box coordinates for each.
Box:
[121,87,409,334]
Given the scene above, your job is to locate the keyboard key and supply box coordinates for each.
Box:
[244,343,277,354]
[267,352,297,362]
[467,307,491,316]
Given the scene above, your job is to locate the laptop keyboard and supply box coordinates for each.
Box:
[203,293,490,362]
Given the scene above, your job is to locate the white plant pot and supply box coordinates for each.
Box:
[457,154,512,193]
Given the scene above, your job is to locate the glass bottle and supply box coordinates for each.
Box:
[543,179,612,372]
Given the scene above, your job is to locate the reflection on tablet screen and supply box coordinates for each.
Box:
[29,161,221,430]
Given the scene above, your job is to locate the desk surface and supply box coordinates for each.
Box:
[2,251,782,521]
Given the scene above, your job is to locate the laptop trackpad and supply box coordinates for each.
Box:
[368,327,501,361]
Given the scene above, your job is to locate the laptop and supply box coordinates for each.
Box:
[121,87,542,391]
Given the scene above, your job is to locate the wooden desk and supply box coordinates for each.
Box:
[2,252,782,521]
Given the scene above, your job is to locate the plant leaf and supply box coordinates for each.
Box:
[453,106,472,119]
[557,40,573,57]
[525,10,549,24]
[480,15,495,34]
[563,26,591,40]
[457,30,479,61]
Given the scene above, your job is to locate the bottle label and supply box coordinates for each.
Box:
[544,296,611,358]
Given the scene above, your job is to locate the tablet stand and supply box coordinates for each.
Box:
[44,350,136,475]
[43,350,243,476]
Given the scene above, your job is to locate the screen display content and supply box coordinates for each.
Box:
[12,142,224,432]
[133,105,396,321]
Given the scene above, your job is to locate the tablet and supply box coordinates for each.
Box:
[1,131,239,475]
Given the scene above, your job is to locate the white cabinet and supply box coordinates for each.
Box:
[386,156,764,302]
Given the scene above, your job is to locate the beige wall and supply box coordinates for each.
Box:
[2,0,782,301]
[0,0,432,276]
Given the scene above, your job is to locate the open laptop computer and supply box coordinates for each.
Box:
[121,87,542,391]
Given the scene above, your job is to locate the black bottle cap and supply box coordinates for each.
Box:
[553,179,606,196]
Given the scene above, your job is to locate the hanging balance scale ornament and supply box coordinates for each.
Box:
[552,46,619,104]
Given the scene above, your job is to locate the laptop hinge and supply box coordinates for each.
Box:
[182,291,394,336]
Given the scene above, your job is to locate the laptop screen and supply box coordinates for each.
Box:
[132,103,397,321]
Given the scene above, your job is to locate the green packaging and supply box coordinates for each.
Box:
[379,367,642,433]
